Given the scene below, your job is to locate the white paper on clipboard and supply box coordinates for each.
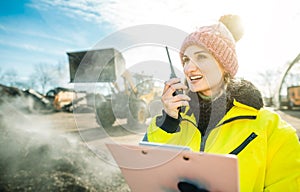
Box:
[106,142,239,192]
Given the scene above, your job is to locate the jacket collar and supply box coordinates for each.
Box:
[184,78,263,127]
[216,99,259,127]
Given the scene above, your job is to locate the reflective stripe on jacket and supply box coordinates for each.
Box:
[145,100,300,191]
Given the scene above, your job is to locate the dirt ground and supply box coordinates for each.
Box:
[0,107,136,192]
[1,107,299,192]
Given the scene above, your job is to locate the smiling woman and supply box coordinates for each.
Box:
[143,14,300,192]
[182,45,225,96]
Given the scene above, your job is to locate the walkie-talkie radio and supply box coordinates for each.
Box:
[165,46,184,112]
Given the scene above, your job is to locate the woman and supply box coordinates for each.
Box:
[143,15,300,191]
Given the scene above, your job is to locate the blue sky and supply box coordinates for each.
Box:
[0,0,299,90]
[0,0,114,81]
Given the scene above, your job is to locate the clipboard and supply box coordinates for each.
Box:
[106,142,239,192]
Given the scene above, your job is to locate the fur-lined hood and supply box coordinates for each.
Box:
[185,79,263,133]
[226,79,263,110]
[187,78,264,110]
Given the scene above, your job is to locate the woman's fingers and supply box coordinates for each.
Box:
[163,94,190,103]
[163,78,183,93]
[163,98,190,119]
[163,95,190,109]
[164,100,190,111]
[163,78,187,96]
[161,78,190,119]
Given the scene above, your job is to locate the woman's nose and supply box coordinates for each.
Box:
[184,60,198,73]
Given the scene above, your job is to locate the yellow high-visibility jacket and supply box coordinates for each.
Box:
[144,100,300,191]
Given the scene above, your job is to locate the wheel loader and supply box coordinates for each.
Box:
[67,48,163,128]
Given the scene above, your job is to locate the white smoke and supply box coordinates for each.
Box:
[0,100,129,192]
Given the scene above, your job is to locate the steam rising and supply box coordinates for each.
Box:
[0,101,129,192]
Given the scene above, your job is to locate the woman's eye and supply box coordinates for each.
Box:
[182,57,190,65]
[196,54,207,60]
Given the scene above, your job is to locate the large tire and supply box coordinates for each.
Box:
[128,99,149,127]
[148,99,163,117]
[288,101,294,110]
[96,102,116,127]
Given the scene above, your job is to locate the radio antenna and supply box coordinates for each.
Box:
[165,46,177,79]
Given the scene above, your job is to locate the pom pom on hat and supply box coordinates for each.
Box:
[180,14,244,77]
[219,14,244,42]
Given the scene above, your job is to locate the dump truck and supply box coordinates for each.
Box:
[287,85,300,109]
[67,48,163,127]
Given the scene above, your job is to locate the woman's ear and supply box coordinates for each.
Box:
[223,72,232,84]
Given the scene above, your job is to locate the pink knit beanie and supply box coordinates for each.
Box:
[180,15,244,77]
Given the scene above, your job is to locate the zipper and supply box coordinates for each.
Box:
[200,116,257,152]
[200,134,209,151]
[182,115,257,152]
[229,132,257,155]
[216,115,257,128]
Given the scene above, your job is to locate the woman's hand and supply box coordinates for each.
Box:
[162,78,190,119]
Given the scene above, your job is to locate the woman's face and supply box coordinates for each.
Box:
[183,45,225,96]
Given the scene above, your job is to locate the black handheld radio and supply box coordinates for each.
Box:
[165,46,184,112]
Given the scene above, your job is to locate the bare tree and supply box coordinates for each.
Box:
[0,68,4,84]
[30,63,56,94]
[258,69,281,105]
[29,61,69,94]
[52,61,69,86]
[1,69,18,87]
[27,74,39,91]
[0,68,31,89]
